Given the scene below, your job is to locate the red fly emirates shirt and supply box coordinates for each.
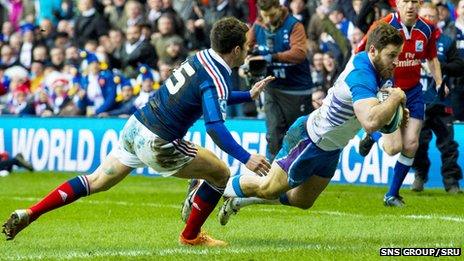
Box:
[356,13,437,90]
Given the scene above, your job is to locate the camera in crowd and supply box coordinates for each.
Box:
[241,47,270,84]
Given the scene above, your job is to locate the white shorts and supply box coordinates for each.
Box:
[111,116,197,177]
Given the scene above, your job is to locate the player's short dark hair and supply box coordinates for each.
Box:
[257,0,280,11]
[366,22,404,51]
[210,17,249,54]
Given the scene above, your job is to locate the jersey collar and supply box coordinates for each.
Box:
[208,48,232,75]
[395,12,417,40]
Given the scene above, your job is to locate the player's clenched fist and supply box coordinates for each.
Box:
[245,154,271,176]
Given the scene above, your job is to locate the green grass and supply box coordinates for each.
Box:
[0,172,463,260]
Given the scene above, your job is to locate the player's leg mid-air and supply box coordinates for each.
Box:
[2,117,230,247]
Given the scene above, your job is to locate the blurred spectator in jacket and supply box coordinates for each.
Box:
[99,77,135,117]
[151,14,182,63]
[115,24,158,78]
[75,0,109,48]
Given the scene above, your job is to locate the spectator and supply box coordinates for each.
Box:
[115,24,158,78]
[147,0,164,27]
[310,52,324,88]
[162,37,187,66]
[76,52,116,116]
[248,0,313,160]
[50,47,65,71]
[157,61,172,84]
[29,60,45,92]
[64,46,80,66]
[2,84,34,115]
[99,77,136,117]
[1,45,19,67]
[8,32,22,55]
[49,77,78,116]
[289,0,310,30]
[34,89,53,116]
[185,4,210,52]
[104,0,127,31]
[18,25,35,68]
[307,0,334,53]
[56,19,74,37]
[125,0,146,30]
[38,19,55,47]
[53,32,71,50]
[311,87,326,110]
[74,0,109,48]
[32,45,49,63]
[322,52,338,90]
[108,29,125,54]
[1,21,14,42]
[161,0,185,35]
[133,65,157,108]
[151,14,182,63]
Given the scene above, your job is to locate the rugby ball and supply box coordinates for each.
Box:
[377,91,403,134]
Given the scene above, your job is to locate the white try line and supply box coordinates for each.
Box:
[3,244,361,261]
[5,196,464,223]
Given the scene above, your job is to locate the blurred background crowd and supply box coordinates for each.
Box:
[0,0,462,120]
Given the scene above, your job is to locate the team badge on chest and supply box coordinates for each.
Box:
[415,40,423,52]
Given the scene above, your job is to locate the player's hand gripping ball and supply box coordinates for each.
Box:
[377,90,403,134]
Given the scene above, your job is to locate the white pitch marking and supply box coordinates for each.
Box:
[5,196,464,223]
[3,244,361,260]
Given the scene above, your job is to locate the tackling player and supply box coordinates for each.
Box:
[356,0,446,207]
[2,17,272,246]
[218,23,408,225]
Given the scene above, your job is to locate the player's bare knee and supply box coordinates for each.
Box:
[206,161,230,187]
[403,140,419,156]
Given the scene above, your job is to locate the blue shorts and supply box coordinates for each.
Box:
[275,116,341,188]
[405,85,425,120]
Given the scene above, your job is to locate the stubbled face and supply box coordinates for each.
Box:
[372,43,402,79]
[260,6,281,27]
[396,0,421,26]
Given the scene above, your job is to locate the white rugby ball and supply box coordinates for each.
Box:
[377,90,403,134]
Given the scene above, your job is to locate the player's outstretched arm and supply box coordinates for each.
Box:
[353,88,406,133]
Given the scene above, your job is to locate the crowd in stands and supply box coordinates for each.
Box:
[0,0,462,120]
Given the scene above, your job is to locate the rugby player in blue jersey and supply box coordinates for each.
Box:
[218,22,409,225]
[2,17,273,246]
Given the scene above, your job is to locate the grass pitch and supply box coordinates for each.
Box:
[0,172,463,260]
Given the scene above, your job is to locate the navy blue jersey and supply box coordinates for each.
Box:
[135,49,233,141]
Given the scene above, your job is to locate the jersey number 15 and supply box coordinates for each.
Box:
[166,62,196,94]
